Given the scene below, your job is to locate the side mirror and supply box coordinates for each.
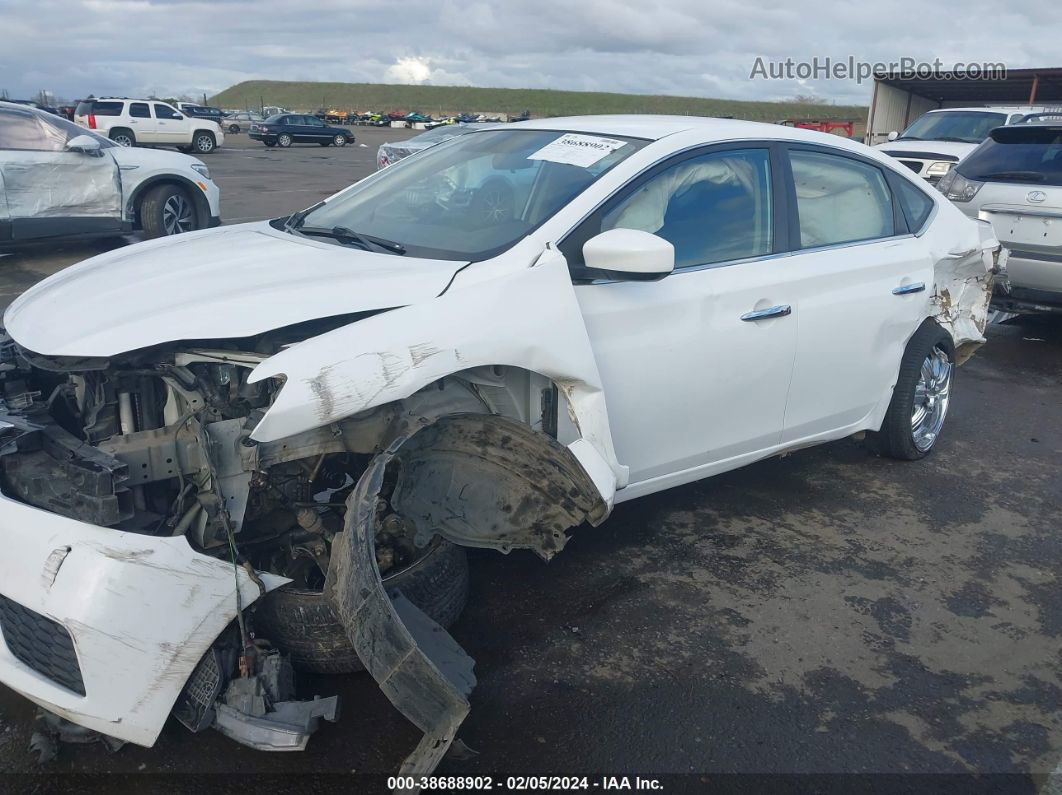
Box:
[65,134,102,155]
[582,228,674,280]
[174,114,184,120]
[887,130,899,141]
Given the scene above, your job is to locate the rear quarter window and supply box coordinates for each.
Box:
[895,179,935,232]
[91,101,123,116]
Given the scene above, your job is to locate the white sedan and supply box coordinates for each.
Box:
[0,116,998,778]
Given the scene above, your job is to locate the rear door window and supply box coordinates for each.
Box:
[789,150,895,248]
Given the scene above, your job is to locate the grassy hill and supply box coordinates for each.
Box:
[210,80,867,124]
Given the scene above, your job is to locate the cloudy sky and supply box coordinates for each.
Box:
[0,0,1056,105]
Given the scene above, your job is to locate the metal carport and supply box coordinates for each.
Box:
[866,67,1062,144]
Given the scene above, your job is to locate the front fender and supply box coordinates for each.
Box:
[247,246,626,509]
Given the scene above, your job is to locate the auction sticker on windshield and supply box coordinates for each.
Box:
[528,133,628,167]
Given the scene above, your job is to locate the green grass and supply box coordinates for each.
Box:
[210,80,867,125]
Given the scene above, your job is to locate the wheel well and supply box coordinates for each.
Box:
[128,176,209,229]
[913,317,956,358]
[109,127,133,139]
[193,129,216,141]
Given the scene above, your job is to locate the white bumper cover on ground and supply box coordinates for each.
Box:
[0,493,279,746]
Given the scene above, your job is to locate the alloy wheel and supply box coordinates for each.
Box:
[162,194,194,235]
[911,347,952,452]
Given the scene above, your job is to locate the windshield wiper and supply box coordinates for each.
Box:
[932,136,976,143]
[296,225,406,255]
[973,171,1046,183]
[284,202,325,232]
[895,135,923,141]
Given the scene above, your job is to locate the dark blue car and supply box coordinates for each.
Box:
[249,114,356,148]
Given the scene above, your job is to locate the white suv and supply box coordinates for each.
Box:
[74,98,224,154]
[0,101,221,241]
[937,118,1062,313]
[875,106,1059,185]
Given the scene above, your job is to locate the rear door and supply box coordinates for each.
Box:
[0,107,122,240]
[127,101,158,143]
[777,146,933,443]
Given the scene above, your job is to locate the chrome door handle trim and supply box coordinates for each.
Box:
[740,304,792,321]
[892,282,926,295]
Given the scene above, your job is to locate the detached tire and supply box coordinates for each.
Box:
[870,322,954,461]
[139,183,198,238]
[254,537,469,674]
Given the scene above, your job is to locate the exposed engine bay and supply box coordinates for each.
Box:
[0,321,428,569]
[0,321,470,754]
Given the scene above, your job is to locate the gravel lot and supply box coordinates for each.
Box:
[0,128,1059,793]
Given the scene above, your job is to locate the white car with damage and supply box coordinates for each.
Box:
[0,116,1000,780]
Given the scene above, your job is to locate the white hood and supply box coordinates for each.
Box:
[3,222,466,358]
[874,139,978,161]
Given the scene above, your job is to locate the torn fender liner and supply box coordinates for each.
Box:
[392,414,608,560]
[331,415,606,790]
[330,430,476,794]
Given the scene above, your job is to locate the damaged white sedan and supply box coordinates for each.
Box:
[0,116,999,778]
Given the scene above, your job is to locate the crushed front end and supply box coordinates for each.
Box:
[0,329,364,751]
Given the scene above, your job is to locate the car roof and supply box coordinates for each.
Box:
[502,114,875,152]
[923,106,1044,114]
[0,100,43,115]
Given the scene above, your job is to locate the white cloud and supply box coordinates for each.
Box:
[384,56,434,85]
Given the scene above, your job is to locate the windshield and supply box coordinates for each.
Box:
[958,127,1062,186]
[899,111,1007,144]
[292,129,648,261]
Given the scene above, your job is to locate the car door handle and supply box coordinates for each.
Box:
[740,304,792,321]
[892,282,926,295]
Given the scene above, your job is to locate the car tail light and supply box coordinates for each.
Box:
[87,114,97,129]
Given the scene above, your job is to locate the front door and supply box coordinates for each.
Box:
[563,145,799,496]
[153,103,187,144]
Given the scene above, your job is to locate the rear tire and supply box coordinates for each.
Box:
[109,128,135,147]
[192,131,216,154]
[277,133,292,148]
[228,124,240,134]
[139,183,199,239]
[869,323,954,460]
[254,536,469,674]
